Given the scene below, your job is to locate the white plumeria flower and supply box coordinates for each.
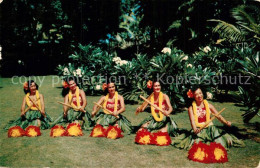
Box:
[63,67,70,75]
[112,57,121,63]
[96,85,101,90]
[119,60,128,66]
[187,64,193,68]
[203,46,211,53]
[206,92,213,99]
[73,71,76,76]
[161,47,171,54]
[76,68,81,75]
[182,56,188,61]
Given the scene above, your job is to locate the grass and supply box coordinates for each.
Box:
[0,76,259,167]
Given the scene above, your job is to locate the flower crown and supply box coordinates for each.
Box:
[187,89,194,98]
[23,82,29,90]
[102,83,108,91]
[147,80,153,89]
[63,81,69,88]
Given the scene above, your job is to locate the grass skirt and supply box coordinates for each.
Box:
[95,112,133,134]
[137,115,179,136]
[51,109,94,130]
[171,125,245,150]
[4,110,53,130]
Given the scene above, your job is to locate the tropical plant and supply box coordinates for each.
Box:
[209,4,260,45]
[236,50,260,123]
[57,44,116,94]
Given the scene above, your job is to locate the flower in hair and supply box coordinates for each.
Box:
[187,89,194,98]
[102,83,108,91]
[147,80,153,89]
[23,82,28,90]
[63,81,69,88]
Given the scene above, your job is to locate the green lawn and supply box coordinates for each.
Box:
[0,76,259,167]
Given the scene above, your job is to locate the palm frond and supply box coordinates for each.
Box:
[208,19,245,42]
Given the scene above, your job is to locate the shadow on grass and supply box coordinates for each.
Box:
[222,122,260,142]
[211,93,238,103]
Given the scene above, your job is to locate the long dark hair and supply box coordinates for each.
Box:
[61,76,79,97]
[24,80,38,94]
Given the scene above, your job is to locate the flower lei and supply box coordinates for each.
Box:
[68,86,81,111]
[103,91,118,114]
[26,90,41,111]
[192,99,211,128]
[150,92,164,122]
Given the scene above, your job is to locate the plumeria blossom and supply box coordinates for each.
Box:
[161,47,171,54]
[75,68,82,77]
[182,56,188,61]
[63,67,70,75]
[203,46,211,53]
[96,85,101,90]
[113,57,128,66]
[206,92,213,99]
[119,60,128,66]
[187,64,193,68]
[112,57,121,64]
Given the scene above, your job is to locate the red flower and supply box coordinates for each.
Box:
[187,89,194,98]
[188,142,211,163]
[135,129,153,145]
[23,82,29,90]
[50,125,66,137]
[102,83,108,91]
[25,125,41,137]
[8,126,25,137]
[209,142,228,163]
[63,81,69,88]
[105,125,123,139]
[90,124,106,137]
[66,123,83,136]
[147,80,153,89]
[152,131,171,146]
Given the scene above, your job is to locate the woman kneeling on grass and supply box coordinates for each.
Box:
[135,81,178,146]
[51,77,93,130]
[90,82,132,138]
[171,87,245,150]
[5,80,52,130]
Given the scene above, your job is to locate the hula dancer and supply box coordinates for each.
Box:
[5,80,52,130]
[91,82,132,135]
[136,81,178,136]
[51,77,93,130]
[171,87,245,150]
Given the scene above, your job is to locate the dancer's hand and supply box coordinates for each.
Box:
[194,128,201,134]
[226,121,231,127]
